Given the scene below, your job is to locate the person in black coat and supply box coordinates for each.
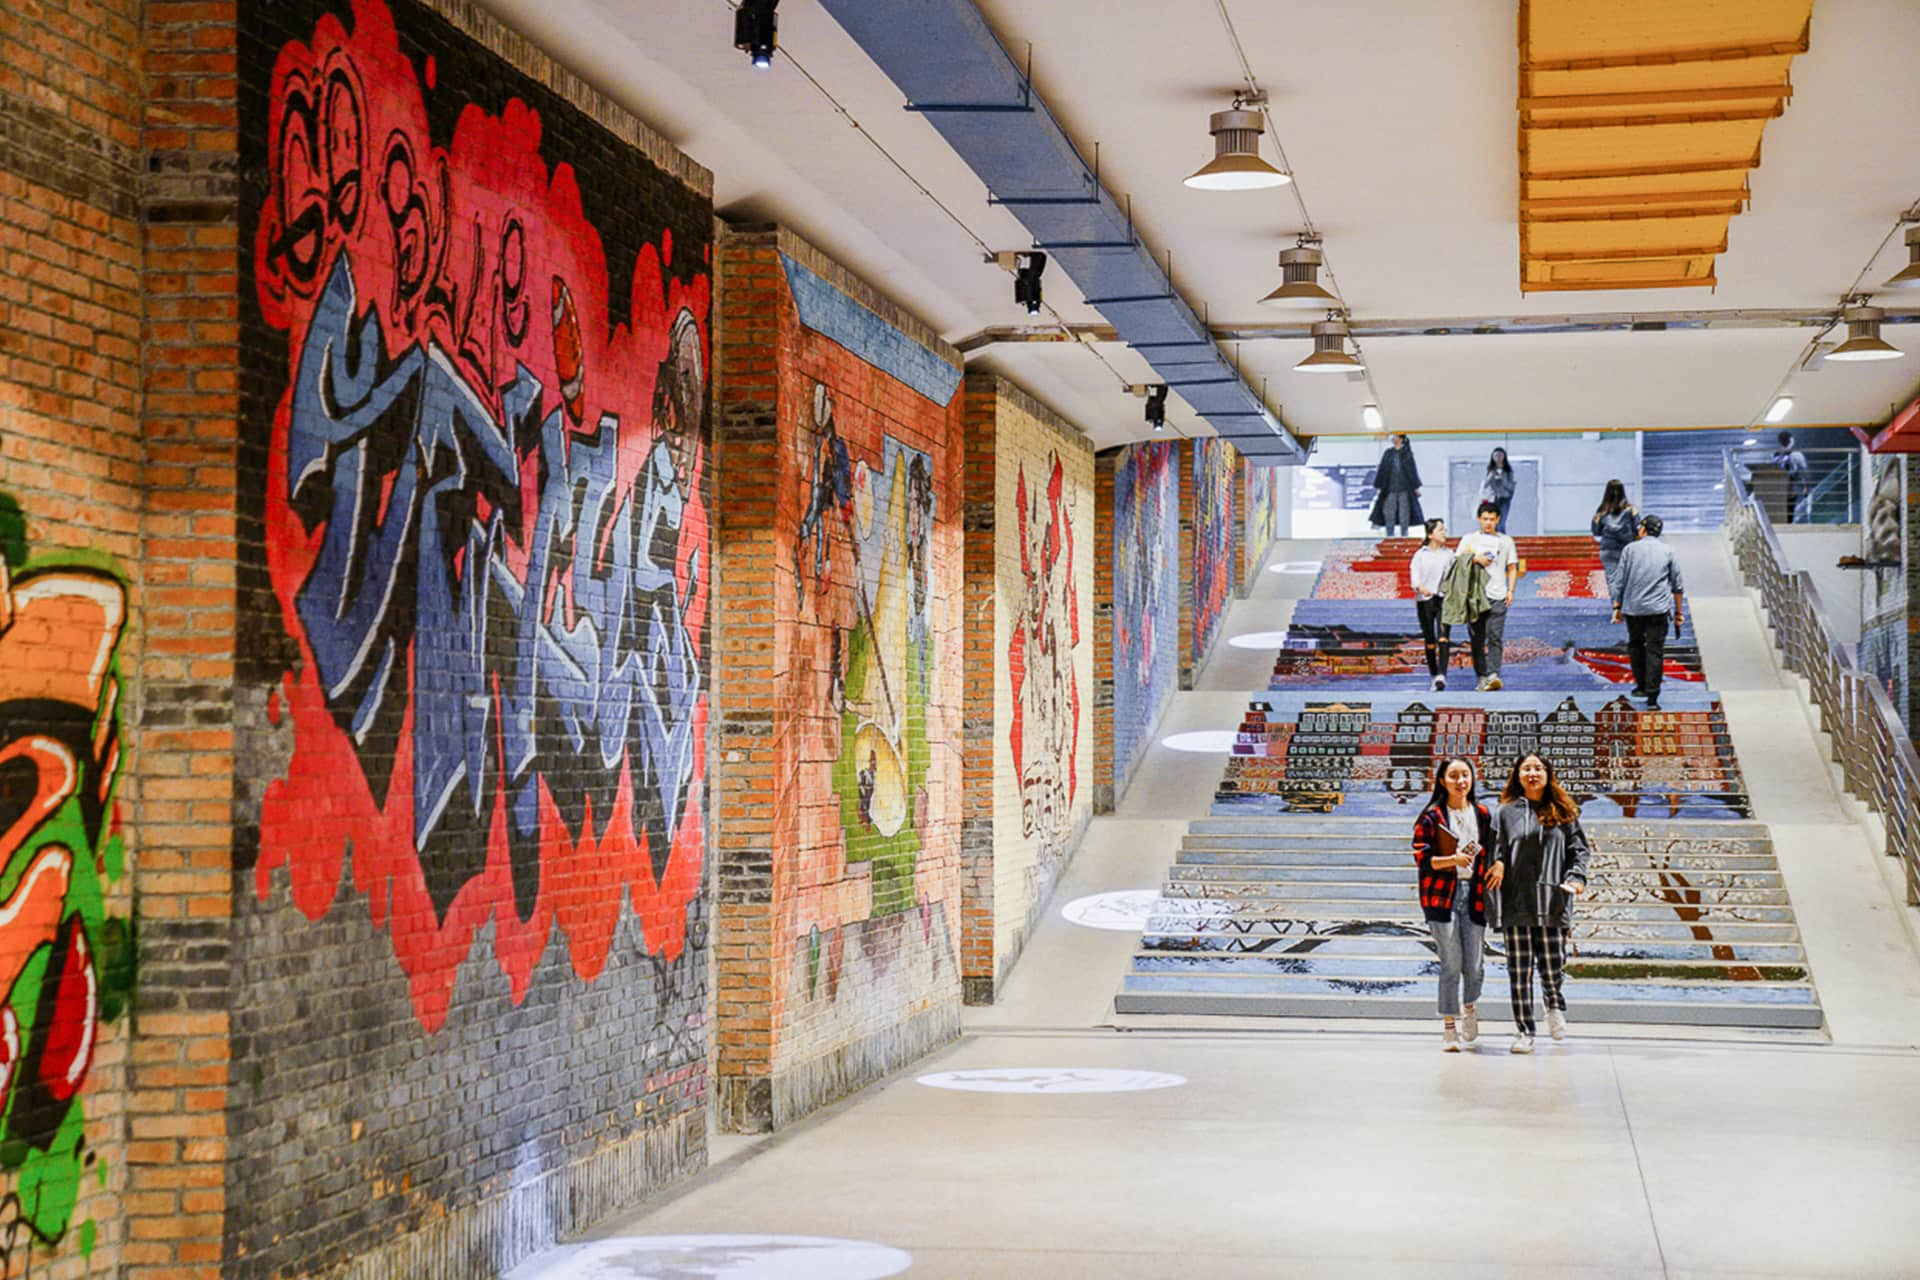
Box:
[1488,753,1592,1054]
[1368,434,1424,539]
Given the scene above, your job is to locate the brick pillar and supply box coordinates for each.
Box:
[131,3,240,1275]
[959,379,997,1002]
[1092,449,1118,811]
[714,227,780,1130]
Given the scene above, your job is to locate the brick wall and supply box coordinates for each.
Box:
[959,374,1092,1003]
[1107,442,1179,807]
[1182,437,1237,686]
[229,2,714,1276]
[0,1,144,1274]
[715,226,961,1131]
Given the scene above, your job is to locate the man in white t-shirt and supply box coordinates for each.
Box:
[1454,500,1518,690]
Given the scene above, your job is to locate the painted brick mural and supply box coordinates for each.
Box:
[235,1,713,1273]
[1241,458,1278,593]
[958,376,1093,1001]
[716,228,962,1129]
[1111,442,1180,800]
[0,504,134,1275]
[1188,437,1235,669]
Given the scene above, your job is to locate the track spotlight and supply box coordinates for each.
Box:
[1884,226,1920,290]
[1361,404,1384,432]
[1827,304,1903,362]
[1763,396,1794,424]
[1013,251,1047,315]
[735,0,778,70]
[1259,240,1338,308]
[1145,384,1169,431]
[1295,316,1363,374]
[1184,96,1291,191]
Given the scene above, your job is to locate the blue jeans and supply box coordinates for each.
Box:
[1430,879,1485,1017]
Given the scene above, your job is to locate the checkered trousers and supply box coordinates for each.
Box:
[1504,925,1568,1036]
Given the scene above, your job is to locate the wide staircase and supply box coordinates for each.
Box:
[1118,535,1825,1031]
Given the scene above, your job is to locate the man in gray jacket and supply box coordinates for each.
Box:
[1609,514,1685,709]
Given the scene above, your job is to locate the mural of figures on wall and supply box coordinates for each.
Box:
[1009,452,1081,859]
[0,499,134,1266]
[245,0,711,1033]
[1192,438,1234,662]
[1860,454,1908,731]
[797,386,938,915]
[1113,442,1179,791]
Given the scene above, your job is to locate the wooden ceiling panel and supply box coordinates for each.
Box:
[1517,0,1813,293]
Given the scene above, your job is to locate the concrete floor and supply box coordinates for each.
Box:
[513,534,1920,1280]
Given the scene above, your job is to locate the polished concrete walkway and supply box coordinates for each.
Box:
[514,535,1920,1279]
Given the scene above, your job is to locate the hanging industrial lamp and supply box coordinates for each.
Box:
[1184,96,1291,191]
[1295,315,1362,373]
[1827,304,1903,362]
[1259,240,1338,307]
[1884,226,1920,290]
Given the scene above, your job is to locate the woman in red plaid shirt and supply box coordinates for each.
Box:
[1410,757,1496,1052]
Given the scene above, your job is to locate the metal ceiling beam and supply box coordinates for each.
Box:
[954,306,1920,351]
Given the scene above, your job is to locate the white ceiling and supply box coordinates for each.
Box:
[479,0,1920,448]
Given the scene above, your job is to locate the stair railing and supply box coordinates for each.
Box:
[1724,452,1919,906]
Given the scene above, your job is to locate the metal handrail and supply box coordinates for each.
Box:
[1724,452,1920,906]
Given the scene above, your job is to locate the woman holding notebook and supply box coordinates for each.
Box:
[1409,757,1496,1052]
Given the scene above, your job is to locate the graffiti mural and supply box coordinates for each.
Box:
[248,0,711,1032]
[1113,442,1178,789]
[1009,452,1080,857]
[1860,454,1908,732]
[1244,460,1277,571]
[0,503,134,1266]
[1191,438,1234,662]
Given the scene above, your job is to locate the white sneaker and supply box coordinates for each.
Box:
[1548,1008,1567,1041]
[1443,1024,1460,1053]
[1432,675,1446,691]
[1510,1035,1534,1055]
[1487,675,1504,691]
[1474,677,1489,692]
[1460,1007,1479,1043]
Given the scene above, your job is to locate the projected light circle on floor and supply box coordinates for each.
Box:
[1229,630,1291,649]
[1061,890,1163,931]
[511,1235,913,1279]
[1271,561,1322,574]
[1161,730,1238,753]
[917,1068,1187,1094]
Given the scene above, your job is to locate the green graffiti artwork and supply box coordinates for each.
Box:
[0,499,134,1265]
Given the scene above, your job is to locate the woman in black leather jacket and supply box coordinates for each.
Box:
[1488,753,1591,1054]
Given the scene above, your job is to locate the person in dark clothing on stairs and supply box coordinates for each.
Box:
[1610,514,1685,710]
[1409,518,1455,691]
[1369,433,1423,539]
[1489,753,1591,1055]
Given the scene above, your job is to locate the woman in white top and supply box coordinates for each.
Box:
[1410,757,1496,1051]
[1408,518,1455,691]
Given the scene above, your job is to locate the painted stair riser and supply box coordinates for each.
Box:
[1118,972,1817,1006]
[1144,918,1803,943]
[1182,818,1775,837]
[1111,992,1825,1028]
[1140,937,1806,964]
[1175,852,1782,874]
[1130,954,1808,982]
[1166,864,1785,888]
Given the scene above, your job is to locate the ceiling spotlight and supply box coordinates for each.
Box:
[1145,384,1169,431]
[735,0,778,70]
[1827,304,1903,362]
[1763,396,1794,424]
[1259,240,1339,308]
[1884,226,1920,290]
[1295,316,1363,374]
[1361,404,1384,432]
[1013,251,1047,315]
[1184,97,1291,191]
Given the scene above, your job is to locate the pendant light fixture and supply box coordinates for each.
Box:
[1295,315,1362,373]
[1827,304,1903,362]
[1184,94,1291,191]
[1884,226,1920,290]
[1259,239,1338,308]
